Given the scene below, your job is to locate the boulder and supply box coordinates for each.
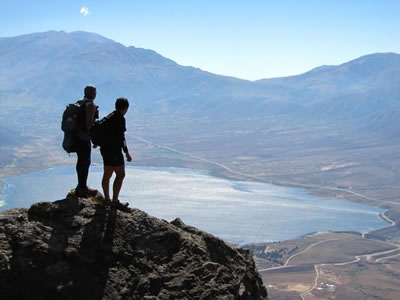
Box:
[0,194,268,299]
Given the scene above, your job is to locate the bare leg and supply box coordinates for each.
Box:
[102,166,114,200]
[112,165,125,201]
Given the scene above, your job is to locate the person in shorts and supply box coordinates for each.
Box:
[100,97,132,205]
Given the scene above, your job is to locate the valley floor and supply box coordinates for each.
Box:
[1,122,400,299]
[252,223,400,299]
[128,130,400,300]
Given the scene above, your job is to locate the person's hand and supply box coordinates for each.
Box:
[126,152,132,162]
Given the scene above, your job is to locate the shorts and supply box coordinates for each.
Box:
[100,147,124,167]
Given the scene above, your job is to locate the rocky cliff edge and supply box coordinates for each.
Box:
[0,193,268,299]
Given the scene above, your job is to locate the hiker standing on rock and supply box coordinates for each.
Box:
[75,85,98,198]
[98,97,131,206]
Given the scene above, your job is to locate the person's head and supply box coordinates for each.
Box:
[115,97,129,115]
[84,85,97,100]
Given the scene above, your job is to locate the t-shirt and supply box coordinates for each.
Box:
[101,110,128,153]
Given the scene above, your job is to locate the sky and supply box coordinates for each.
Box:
[1,0,399,80]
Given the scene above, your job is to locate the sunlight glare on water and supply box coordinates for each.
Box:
[0,166,387,245]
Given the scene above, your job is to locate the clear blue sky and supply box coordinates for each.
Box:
[1,0,399,80]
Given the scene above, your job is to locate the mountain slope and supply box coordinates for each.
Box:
[0,31,399,183]
[0,31,399,130]
[0,31,249,115]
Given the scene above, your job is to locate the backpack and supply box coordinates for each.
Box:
[89,111,115,147]
[61,100,87,133]
[61,100,87,153]
[62,132,78,153]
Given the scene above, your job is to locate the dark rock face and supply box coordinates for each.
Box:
[0,196,268,299]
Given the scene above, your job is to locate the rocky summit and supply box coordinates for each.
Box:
[0,193,268,299]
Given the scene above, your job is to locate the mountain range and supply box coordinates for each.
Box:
[1,31,399,129]
[0,30,399,182]
[1,31,399,299]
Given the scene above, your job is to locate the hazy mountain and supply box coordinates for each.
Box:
[0,30,399,137]
[0,125,25,171]
[0,31,249,117]
[257,53,400,118]
[0,125,22,147]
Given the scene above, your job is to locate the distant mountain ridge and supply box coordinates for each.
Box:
[0,30,399,136]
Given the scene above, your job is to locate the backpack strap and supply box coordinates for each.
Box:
[76,99,88,132]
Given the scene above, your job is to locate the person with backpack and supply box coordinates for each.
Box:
[97,97,132,206]
[74,85,99,198]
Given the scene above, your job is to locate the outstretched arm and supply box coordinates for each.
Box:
[122,139,132,161]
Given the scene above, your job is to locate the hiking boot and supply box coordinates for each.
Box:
[112,200,129,207]
[75,188,88,198]
[87,187,98,197]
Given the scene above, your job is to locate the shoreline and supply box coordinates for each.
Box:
[1,137,391,210]
[299,210,396,241]
[0,163,392,245]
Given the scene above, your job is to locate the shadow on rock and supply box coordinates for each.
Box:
[0,192,268,299]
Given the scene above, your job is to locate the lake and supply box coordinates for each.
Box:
[0,166,388,245]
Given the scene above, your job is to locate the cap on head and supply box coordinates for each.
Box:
[84,85,97,98]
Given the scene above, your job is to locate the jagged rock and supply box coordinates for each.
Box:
[0,194,268,299]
